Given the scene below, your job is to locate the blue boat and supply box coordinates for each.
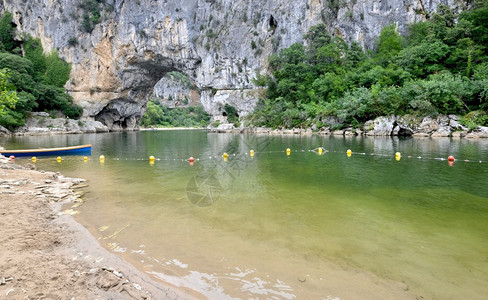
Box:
[0,144,92,157]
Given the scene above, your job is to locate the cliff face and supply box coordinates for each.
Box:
[1,0,458,130]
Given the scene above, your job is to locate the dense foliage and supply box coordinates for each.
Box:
[224,104,239,126]
[0,11,82,130]
[0,68,18,115]
[141,100,210,128]
[250,1,488,129]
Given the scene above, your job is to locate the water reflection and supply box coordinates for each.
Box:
[1,131,488,299]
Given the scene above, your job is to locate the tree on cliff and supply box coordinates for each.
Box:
[0,12,19,53]
[0,68,18,116]
[0,11,82,130]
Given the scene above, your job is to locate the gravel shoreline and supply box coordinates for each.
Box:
[0,157,200,300]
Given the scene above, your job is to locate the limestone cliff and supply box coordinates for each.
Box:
[1,0,459,130]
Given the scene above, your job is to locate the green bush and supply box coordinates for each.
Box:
[141,100,210,128]
[224,104,239,125]
[249,1,488,128]
[43,51,71,88]
[460,110,488,130]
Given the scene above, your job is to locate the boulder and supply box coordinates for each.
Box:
[332,130,345,135]
[466,126,488,138]
[363,120,375,135]
[215,123,235,132]
[417,116,439,135]
[448,115,468,131]
[431,127,451,137]
[430,115,451,137]
[371,116,396,136]
[451,131,467,138]
[0,125,10,135]
[395,115,421,136]
[344,128,357,136]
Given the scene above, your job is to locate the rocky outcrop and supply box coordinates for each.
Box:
[362,115,469,137]
[365,116,396,136]
[0,125,9,136]
[12,112,109,135]
[465,126,488,138]
[225,114,488,138]
[0,0,460,130]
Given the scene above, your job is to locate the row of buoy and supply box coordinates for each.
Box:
[345,149,461,164]
[7,155,90,162]
[6,150,465,166]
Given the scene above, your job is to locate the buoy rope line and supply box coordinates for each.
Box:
[10,148,486,164]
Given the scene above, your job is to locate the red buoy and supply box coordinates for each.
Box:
[448,156,455,162]
[189,157,195,163]
[9,155,15,160]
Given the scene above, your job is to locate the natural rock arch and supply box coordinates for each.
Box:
[90,53,201,131]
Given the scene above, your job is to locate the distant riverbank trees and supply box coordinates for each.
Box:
[249,1,488,130]
[0,11,82,130]
[141,99,210,128]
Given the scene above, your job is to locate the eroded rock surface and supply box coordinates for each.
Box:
[1,0,459,130]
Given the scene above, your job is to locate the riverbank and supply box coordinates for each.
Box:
[210,114,488,138]
[2,113,487,139]
[0,156,199,299]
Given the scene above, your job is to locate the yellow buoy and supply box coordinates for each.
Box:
[223,152,228,159]
[32,157,37,162]
[347,149,352,157]
[395,152,401,161]
[99,155,105,162]
[149,155,155,162]
[286,148,291,156]
[318,148,323,155]
[250,149,254,157]
[56,156,62,162]
[149,160,155,166]
[83,156,88,162]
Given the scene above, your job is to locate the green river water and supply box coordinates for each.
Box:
[2,130,488,299]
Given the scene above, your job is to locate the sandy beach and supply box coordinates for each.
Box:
[0,157,200,300]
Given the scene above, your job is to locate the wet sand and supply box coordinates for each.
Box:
[0,157,200,300]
